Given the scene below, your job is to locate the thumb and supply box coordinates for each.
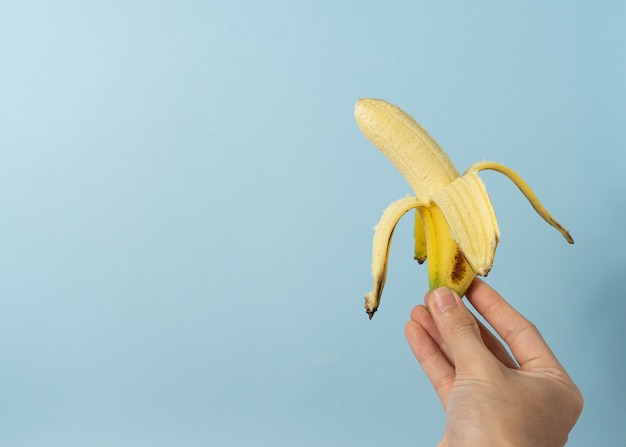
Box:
[428,287,490,369]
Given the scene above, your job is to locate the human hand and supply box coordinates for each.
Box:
[404,279,583,447]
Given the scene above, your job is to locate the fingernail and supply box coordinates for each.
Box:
[430,288,457,314]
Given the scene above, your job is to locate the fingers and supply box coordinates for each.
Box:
[411,297,517,369]
[405,306,454,406]
[475,318,518,369]
[406,282,549,408]
[465,278,562,370]
[424,287,494,375]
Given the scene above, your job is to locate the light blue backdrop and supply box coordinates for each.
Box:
[1,1,624,446]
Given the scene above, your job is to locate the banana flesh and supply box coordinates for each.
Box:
[356,98,573,319]
[354,98,459,198]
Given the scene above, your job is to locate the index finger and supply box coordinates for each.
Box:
[465,278,563,371]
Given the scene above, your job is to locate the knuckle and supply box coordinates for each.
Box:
[445,314,478,338]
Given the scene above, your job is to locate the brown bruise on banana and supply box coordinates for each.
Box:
[450,249,468,284]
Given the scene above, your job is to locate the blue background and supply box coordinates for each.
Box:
[1,1,624,445]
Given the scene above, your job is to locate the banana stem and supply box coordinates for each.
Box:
[469,161,574,244]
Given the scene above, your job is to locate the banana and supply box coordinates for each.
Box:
[356,98,573,319]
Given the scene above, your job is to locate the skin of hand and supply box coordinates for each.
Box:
[404,279,583,447]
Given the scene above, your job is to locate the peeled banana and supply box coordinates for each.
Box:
[356,98,573,319]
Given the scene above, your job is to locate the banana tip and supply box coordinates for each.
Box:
[364,291,379,320]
